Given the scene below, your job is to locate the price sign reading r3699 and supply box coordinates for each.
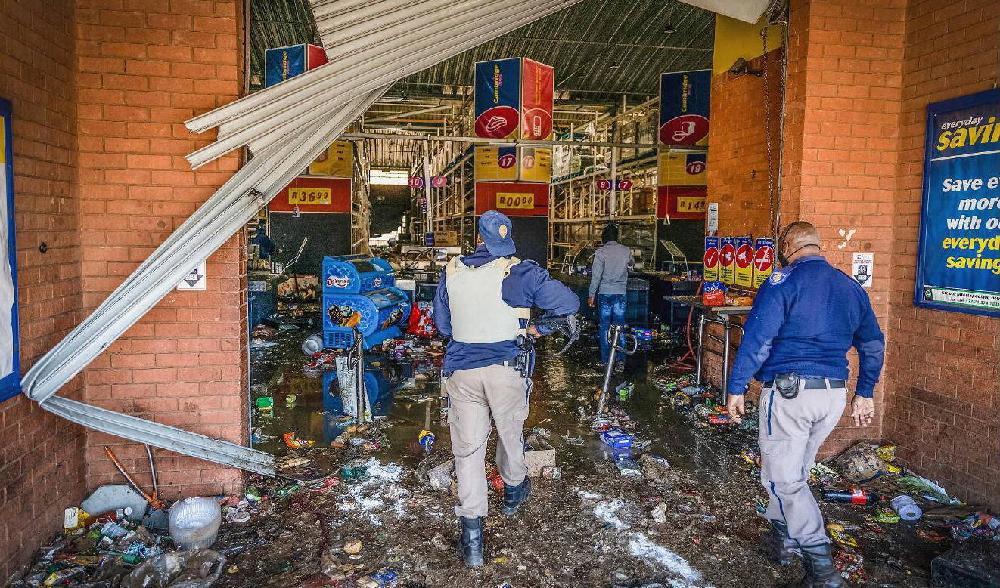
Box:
[288,187,332,205]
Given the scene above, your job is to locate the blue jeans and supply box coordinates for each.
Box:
[597,294,627,364]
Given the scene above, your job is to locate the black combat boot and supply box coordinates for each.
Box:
[458,516,484,568]
[767,519,801,565]
[800,543,848,587]
[501,477,531,515]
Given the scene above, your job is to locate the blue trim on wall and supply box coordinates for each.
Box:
[0,98,22,402]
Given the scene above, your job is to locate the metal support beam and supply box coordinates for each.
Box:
[341,131,704,151]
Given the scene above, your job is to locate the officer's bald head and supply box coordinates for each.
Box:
[778,221,822,264]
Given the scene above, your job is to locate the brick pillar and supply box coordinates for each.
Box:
[781,0,906,456]
[75,0,247,497]
[0,1,86,577]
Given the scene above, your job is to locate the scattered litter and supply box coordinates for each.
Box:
[122,550,225,588]
[890,494,923,521]
[282,432,315,448]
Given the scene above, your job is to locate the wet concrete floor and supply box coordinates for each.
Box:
[235,327,942,587]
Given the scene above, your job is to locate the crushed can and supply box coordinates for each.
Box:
[600,428,634,451]
[371,568,399,587]
[418,429,436,453]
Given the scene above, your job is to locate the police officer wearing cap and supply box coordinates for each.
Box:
[726,221,884,588]
[433,210,579,567]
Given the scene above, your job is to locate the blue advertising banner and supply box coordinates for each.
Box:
[474,58,521,139]
[658,70,711,146]
[915,89,1000,317]
[0,99,21,402]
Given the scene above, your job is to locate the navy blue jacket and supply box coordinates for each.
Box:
[727,256,885,397]
[433,245,580,375]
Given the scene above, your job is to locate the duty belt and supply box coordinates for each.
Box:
[764,377,846,389]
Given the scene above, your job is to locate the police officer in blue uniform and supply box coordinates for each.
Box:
[433,210,579,567]
[726,221,884,588]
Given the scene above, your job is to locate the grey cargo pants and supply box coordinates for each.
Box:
[758,381,847,547]
[444,363,530,518]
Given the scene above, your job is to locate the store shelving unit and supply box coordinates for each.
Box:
[549,99,661,271]
[350,141,373,255]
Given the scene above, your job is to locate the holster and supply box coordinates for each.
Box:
[774,373,800,399]
[514,334,536,379]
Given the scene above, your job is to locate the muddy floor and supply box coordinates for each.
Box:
[15,323,983,587]
[224,327,947,588]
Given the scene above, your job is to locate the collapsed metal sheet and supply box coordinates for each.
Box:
[23,0,583,474]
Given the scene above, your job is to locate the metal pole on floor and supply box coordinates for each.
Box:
[596,324,621,418]
[695,313,706,386]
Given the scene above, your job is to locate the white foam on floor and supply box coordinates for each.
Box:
[337,459,407,526]
[592,499,629,531]
[627,533,708,587]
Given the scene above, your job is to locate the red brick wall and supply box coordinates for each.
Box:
[707,48,785,237]
[780,0,907,456]
[705,0,907,458]
[0,1,86,579]
[75,0,247,498]
[883,0,1000,508]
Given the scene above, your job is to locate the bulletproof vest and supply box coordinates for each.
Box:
[445,256,530,343]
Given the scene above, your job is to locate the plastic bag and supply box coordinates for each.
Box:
[122,550,225,588]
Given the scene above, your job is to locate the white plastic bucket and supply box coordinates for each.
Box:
[168,497,222,550]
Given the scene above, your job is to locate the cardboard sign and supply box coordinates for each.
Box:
[659,70,711,146]
[309,141,353,177]
[719,237,736,285]
[734,237,754,287]
[704,236,720,281]
[752,238,775,287]
[657,151,707,186]
[434,230,459,246]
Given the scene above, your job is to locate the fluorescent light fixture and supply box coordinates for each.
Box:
[370,169,410,185]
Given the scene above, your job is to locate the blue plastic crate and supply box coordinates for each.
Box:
[323,330,356,350]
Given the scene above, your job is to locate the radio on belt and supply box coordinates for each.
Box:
[322,256,410,349]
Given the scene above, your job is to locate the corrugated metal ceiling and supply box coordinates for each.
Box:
[250,0,714,102]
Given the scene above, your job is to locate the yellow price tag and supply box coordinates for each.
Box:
[288,187,332,205]
[496,192,534,209]
[676,196,705,213]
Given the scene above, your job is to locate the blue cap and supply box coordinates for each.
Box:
[478,210,516,257]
